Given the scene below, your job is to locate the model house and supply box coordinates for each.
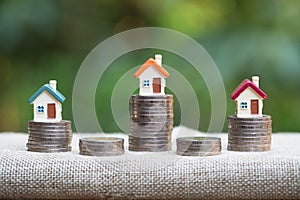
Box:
[134,54,169,96]
[28,80,65,122]
[231,76,267,118]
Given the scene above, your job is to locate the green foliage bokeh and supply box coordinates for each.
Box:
[0,0,300,133]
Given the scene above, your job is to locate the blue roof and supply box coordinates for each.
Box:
[28,84,66,103]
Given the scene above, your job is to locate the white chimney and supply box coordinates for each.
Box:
[49,80,57,91]
[252,76,259,88]
[155,54,162,66]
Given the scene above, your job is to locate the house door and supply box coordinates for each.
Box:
[251,100,259,115]
[152,78,161,93]
[47,103,56,119]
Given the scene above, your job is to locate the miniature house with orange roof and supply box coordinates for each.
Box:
[134,54,169,96]
[231,76,267,118]
[28,80,65,122]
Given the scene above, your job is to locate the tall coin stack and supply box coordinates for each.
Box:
[227,115,272,152]
[27,120,72,153]
[129,95,173,152]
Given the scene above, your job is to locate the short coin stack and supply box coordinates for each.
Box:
[227,115,272,152]
[27,120,72,153]
[129,95,173,152]
[176,137,221,156]
[79,137,124,156]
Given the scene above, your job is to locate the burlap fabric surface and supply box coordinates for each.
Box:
[0,127,299,200]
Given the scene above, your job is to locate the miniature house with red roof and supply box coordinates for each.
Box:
[134,54,169,96]
[28,80,65,122]
[231,76,267,118]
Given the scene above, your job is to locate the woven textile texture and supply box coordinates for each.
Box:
[0,127,299,200]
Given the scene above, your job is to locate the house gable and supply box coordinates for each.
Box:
[235,87,265,101]
[134,59,169,78]
[28,84,65,104]
[32,90,61,105]
[231,79,267,100]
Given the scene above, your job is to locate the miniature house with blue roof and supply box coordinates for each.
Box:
[28,80,65,122]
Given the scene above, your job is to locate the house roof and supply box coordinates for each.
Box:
[231,79,267,100]
[28,84,66,103]
[134,58,169,78]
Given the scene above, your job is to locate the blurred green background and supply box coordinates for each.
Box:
[0,0,300,133]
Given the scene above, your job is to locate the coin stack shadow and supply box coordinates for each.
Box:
[27,120,72,153]
[129,95,173,152]
[227,115,272,152]
[79,137,124,156]
[176,137,221,156]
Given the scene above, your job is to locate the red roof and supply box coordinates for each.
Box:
[134,58,169,78]
[231,79,267,100]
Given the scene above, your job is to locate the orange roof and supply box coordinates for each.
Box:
[134,58,169,78]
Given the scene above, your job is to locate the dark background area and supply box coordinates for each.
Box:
[0,0,300,133]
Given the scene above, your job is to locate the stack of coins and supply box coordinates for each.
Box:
[79,137,124,156]
[129,95,173,152]
[27,120,72,153]
[227,115,272,152]
[176,137,221,156]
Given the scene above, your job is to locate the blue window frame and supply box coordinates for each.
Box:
[241,102,248,109]
[37,106,44,113]
[143,80,150,87]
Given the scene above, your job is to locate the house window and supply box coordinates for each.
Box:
[37,106,44,113]
[143,80,150,87]
[241,102,248,109]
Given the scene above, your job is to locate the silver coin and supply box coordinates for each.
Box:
[227,146,270,152]
[28,147,71,153]
[129,137,171,140]
[130,121,173,125]
[129,147,171,152]
[227,143,271,149]
[129,139,171,143]
[130,107,173,111]
[26,143,69,148]
[228,130,272,135]
[130,129,173,134]
[129,135,171,139]
[79,145,124,151]
[131,94,173,98]
[228,115,271,121]
[130,111,174,116]
[228,134,272,140]
[177,144,221,150]
[28,140,71,145]
[28,135,72,140]
[129,142,171,146]
[28,136,72,141]
[177,137,221,143]
[177,147,221,153]
[130,115,174,119]
[28,120,71,126]
[130,124,173,128]
[228,140,271,146]
[79,151,124,157]
[27,146,72,151]
[229,125,271,129]
[176,151,220,156]
[28,130,72,135]
[79,141,124,147]
[228,138,271,142]
[177,145,221,150]
[80,137,124,144]
[130,104,173,108]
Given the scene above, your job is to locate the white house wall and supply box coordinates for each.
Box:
[236,87,263,118]
[138,65,166,96]
[32,91,62,122]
